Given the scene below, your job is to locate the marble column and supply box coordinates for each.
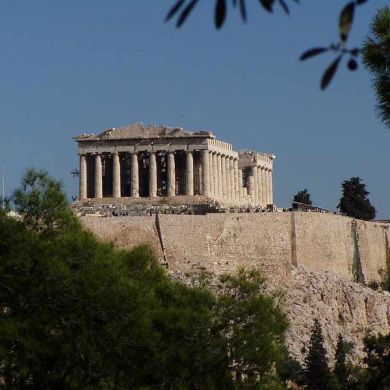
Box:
[247,174,255,203]
[112,152,121,198]
[79,154,87,200]
[257,166,263,207]
[261,167,267,206]
[168,151,176,197]
[221,155,227,200]
[185,151,194,196]
[233,158,239,202]
[265,169,270,205]
[238,169,243,200]
[252,166,258,205]
[267,169,273,205]
[131,152,139,197]
[225,157,231,201]
[209,152,214,196]
[149,152,157,198]
[202,150,210,197]
[217,154,223,199]
[213,153,218,198]
[94,154,103,199]
[229,158,235,201]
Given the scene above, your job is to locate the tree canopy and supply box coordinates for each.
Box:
[292,189,312,207]
[362,332,390,389]
[0,168,289,389]
[363,7,390,128]
[337,177,376,221]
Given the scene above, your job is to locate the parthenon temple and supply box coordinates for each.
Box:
[74,123,275,207]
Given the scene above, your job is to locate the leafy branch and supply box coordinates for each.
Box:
[165,0,370,89]
[300,0,367,89]
[165,0,299,29]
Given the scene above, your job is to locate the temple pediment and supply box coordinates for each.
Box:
[74,123,214,141]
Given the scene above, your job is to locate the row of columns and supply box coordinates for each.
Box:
[205,152,239,202]
[80,150,204,200]
[202,152,273,206]
[247,165,273,207]
[79,150,273,206]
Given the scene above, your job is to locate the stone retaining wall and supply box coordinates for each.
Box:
[81,212,390,284]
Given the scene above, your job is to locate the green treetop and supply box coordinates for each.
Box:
[0,167,290,389]
[363,7,390,128]
[304,319,336,390]
[337,177,376,221]
[292,189,312,207]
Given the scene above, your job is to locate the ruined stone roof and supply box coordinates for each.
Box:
[74,123,214,141]
[238,150,276,169]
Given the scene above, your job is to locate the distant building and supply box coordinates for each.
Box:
[74,123,275,207]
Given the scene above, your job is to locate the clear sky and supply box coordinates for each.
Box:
[0,1,389,217]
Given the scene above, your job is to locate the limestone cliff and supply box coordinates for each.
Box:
[280,266,390,364]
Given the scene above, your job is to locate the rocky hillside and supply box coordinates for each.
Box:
[280,266,390,364]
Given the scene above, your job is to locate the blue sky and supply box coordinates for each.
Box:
[0,1,389,217]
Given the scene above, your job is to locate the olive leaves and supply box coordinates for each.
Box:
[166,0,368,90]
[165,0,299,29]
[300,0,366,89]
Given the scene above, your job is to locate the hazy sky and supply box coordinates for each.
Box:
[1,1,389,217]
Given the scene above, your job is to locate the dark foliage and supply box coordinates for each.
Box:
[292,189,312,206]
[304,319,337,390]
[0,168,289,389]
[363,7,390,129]
[334,334,348,388]
[277,353,305,387]
[165,0,299,29]
[362,332,390,389]
[166,0,369,90]
[337,177,376,221]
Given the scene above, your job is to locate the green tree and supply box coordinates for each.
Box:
[277,353,305,388]
[362,332,390,389]
[334,334,348,389]
[214,269,288,387]
[363,7,390,128]
[293,189,312,206]
[337,177,376,221]
[12,168,79,234]
[304,319,336,390]
[0,168,290,389]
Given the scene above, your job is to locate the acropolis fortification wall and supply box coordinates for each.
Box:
[81,212,390,284]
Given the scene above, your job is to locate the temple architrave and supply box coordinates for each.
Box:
[74,123,275,207]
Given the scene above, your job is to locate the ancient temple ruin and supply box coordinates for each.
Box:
[74,123,275,207]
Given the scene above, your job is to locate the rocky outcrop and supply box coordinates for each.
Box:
[280,266,390,364]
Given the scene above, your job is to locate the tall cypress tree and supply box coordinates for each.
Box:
[304,319,336,390]
[334,334,348,389]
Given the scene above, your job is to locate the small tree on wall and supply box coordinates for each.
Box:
[337,177,376,221]
[293,189,312,206]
